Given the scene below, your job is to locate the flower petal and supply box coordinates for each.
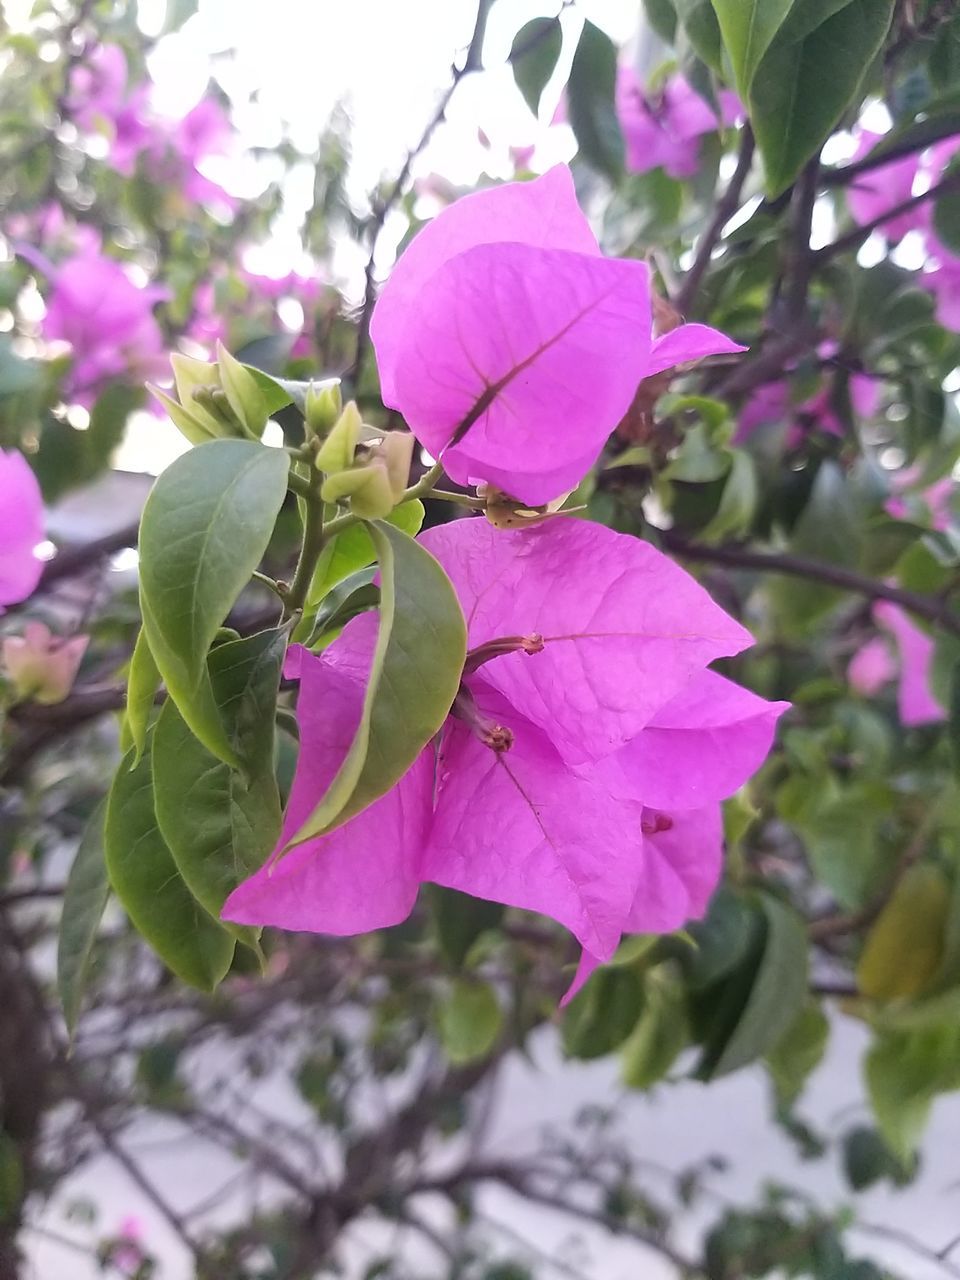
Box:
[386,242,653,505]
[646,323,747,378]
[371,165,600,407]
[222,647,433,934]
[423,683,645,961]
[874,601,945,726]
[0,450,44,607]
[420,517,754,764]
[614,670,789,808]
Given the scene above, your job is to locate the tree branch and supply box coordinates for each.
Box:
[660,532,960,638]
[815,167,960,263]
[677,126,755,316]
[345,0,494,389]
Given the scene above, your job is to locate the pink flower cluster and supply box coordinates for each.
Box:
[736,343,881,446]
[0,451,44,609]
[67,44,235,208]
[849,601,944,727]
[616,70,741,179]
[226,166,788,992]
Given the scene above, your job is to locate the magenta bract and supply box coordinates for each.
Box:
[0,451,44,608]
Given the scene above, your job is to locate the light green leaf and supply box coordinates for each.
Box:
[709,0,796,95]
[436,979,503,1065]
[306,499,424,610]
[285,520,466,847]
[765,999,829,1108]
[621,966,690,1089]
[866,1025,960,1162]
[57,803,110,1037]
[105,739,235,990]
[695,894,808,1080]
[123,627,161,762]
[138,440,290,765]
[152,630,284,937]
[567,20,624,183]
[750,0,897,195]
[510,17,563,118]
[857,864,950,1001]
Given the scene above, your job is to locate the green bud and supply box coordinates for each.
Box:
[315,400,362,475]
[148,385,218,445]
[305,380,342,438]
[380,432,415,500]
[216,341,270,435]
[321,462,395,519]
[168,352,229,437]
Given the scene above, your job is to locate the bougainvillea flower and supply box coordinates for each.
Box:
[921,250,960,333]
[617,70,741,179]
[224,517,787,990]
[0,451,44,608]
[41,244,168,404]
[143,98,237,209]
[2,621,88,704]
[885,467,953,530]
[370,165,743,506]
[848,601,944,726]
[846,131,922,241]
[736,364,879,445]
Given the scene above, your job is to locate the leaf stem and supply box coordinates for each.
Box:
[284,494,326,619]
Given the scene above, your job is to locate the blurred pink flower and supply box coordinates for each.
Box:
[617,70,741,179]
[849,601,944,726]
[846,130,922,241]
[41,243,168,404]
[2,621,87,704]
[0,451,44,608]
[225,517,787,998]
[885,466,953,530]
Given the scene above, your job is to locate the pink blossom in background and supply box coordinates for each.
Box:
[617,70,741,179]
[885,466,954,530]
[224,517,787,997]
[849,601,944,726]
[112,1215,145,1275]
[921,252,960,331]
[0,451,44,608]
[735,365,880,445]
[2,622,88,704]
[142,97,237,209]
[66,44,128,133]
[41,243,168,404]
[371,165,743,505]
[846,131,922,240]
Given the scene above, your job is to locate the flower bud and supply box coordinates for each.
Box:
[314,401,362,475]
[2,622,88,705]
[379,431,415,500]
[321,460,395,519]
[216,341,270,435]
[305,380,342,439]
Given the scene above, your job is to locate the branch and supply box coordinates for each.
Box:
[822,114,960,189]
[815,167,960,263]
[676,126,755,316]
[345,0,494,388]
[660,532,960,639]
[37,520,140,590]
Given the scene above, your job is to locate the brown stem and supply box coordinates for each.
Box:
[676,126,755,316]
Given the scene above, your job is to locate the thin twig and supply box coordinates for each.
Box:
[660,532,960,640]
[346,0,494,388]
[816,167,960,263]
[676,126,755,315]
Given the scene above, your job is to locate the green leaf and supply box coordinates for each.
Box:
[842,1126,915,1192]
[773,461,861,629]
[685,886,758,988]
[105,738,235,990]
[307,570,379,649]
[703,449,757,538]
[674,0,724,71]
[285,520,466,847]
[436,979,503,1065]
[750,0,897,195]
[567,20,625,183]
[865,1025,960,1162]
[57,803,110,1038]
[152,629,284,935]
[123,627,161,761]
[217,342,271,435]
[710,0,796,95]
[138,440,290,765]
[510,17,563,117]
[306,499,424,610]
[621,966,690,1088]
[642,0,677,42]
[694,894,809,1079]
[563,966,646,1060]
[429,885,505,968]
[857,864,950,1001]
[765,999,829,1108]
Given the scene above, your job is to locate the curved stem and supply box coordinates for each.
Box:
[283,497,326,620]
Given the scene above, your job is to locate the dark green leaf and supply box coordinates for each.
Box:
[152,629,284,935]
[642,0,677,42]
[429,885,505,968]
[567,20,624,183]
[765,999,829,1108]
[138,440,290,765]
[933,159,960,255]
[308,570,379,648]
[286,520,466,846]
[510,17,563,117]
[750,0,897,195]
[105,739,235,990]
[710,0,797,94]
[563,967,645,1060]
[436,979,503,1065]
[621,966,689,1088]
[57,803,110,1037]
[674,0,724,71]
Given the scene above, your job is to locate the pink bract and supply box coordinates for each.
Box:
[846,131,922,241]
[0,451,44,608]
[224,517,788,994]
[617,70,741,180]
[370,165,743,505]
